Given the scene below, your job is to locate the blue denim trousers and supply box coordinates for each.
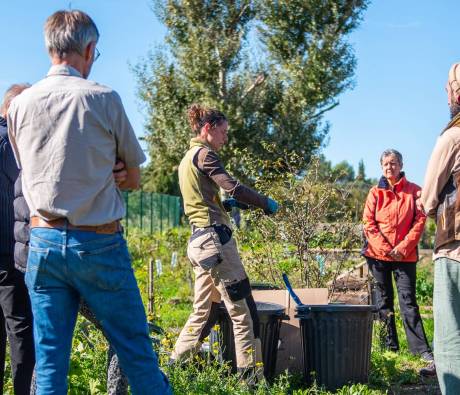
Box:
[434,258,460,395]
[25,227,172,395]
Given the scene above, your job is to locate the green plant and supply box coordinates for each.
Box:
[415,268,434,306]
[236,148,361,292]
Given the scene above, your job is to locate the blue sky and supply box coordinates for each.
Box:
[0,0,457,185]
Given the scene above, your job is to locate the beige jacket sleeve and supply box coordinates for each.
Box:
[421,127,460,217]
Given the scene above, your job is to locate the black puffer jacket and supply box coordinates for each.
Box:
[13,172,29,273]
[0,116,19,269]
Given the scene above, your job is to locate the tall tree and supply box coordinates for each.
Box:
[357,158,366,180]
[135,0,369,193]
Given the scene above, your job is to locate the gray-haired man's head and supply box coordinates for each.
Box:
[44,10,99,59]
[0,84,31,117]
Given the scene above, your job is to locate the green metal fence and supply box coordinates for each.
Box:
[122,191,181,235]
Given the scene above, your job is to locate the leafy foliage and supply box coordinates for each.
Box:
[235,146,362,290]
[134,0,369,193]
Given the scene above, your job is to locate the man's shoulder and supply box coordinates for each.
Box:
[60,78,121,103]
[75,79,116,95]
[23,76,120,102]
[441,125,460,144]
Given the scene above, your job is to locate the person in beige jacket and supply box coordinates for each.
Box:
[421,62,460,394]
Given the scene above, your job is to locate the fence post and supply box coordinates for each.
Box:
[159,194,163,233]
[175,197,179,227]
[150,192,153,235]
[166,195,171,229]
[140,190,143,231]
[148,259,155,316]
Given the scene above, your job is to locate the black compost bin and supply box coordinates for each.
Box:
[295,304,374,391]
[210,301,286,380]
[250,282,281,290]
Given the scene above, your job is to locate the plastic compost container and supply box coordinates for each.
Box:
[210,301,287,380]
[295,304,374,390]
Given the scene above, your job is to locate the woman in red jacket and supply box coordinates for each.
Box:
[362,149,432,361]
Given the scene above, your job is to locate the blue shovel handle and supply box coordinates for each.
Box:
[282,273,304,306]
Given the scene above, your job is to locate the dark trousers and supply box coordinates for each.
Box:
[0,308,5,394]
[366,257,431,355]
[0,264,35,394]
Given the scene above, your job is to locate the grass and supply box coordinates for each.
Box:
[2,231,438,394]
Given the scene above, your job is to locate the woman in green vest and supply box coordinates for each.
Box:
[171,104,278,380]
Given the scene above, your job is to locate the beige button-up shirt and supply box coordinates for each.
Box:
[7,65,146,226]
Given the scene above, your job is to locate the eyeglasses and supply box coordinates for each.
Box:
[94,47,101,62]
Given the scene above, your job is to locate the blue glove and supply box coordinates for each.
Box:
[222,198,237,212]
[264,198,279,215]
[222,198,250,212]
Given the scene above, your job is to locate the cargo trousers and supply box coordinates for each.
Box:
[172,225,262,369]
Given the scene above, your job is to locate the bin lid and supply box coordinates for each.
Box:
[296,304,375,314]
[251,282,281,290]
[255,301,285,315]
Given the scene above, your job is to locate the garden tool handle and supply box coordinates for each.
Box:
[282,273,304,306]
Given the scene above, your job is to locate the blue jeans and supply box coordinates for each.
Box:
[25,228,172,395]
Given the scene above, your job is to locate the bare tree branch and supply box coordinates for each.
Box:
[310,101,339,121]
[240,73,266,101]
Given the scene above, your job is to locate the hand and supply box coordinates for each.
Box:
[113,159,127,186]
[415,190,425,213]
[264,197,279,215]
[388,248,403,261]
[222,198,237,212]
[222,198,250,212]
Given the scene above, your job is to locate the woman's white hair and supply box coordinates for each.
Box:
[380,149,403,166]
[0,83,31,117]
[44,10,99,59]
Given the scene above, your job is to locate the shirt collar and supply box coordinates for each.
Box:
[377,172,406,190]
[47,64,82,78]
[190,137,212,150]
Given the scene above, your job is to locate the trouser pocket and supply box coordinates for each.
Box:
[188,230,223,271]
[225,277,252,302]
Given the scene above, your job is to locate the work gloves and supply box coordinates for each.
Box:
[222,197,279,215]
[222,198,250,212]
[264,197,279,215]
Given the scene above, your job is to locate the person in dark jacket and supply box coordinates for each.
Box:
[0,83,35,395]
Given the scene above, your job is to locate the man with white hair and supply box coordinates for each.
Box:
[7,10,171,394]
[421,63,460,394]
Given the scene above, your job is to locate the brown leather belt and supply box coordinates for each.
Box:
[30,217,122,234]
